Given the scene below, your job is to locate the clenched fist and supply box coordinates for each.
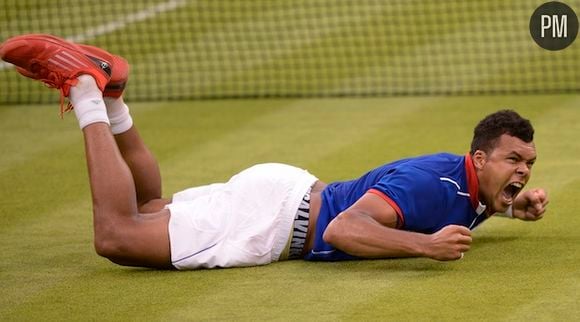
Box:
[513,188,549,221]
[426,225,472,261]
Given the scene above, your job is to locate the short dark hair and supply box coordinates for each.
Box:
[470,109,534,155]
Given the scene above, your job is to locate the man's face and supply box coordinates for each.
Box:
[474,134,537,214]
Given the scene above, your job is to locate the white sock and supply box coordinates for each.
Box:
[69,75,109,130]
[103,96,133,135]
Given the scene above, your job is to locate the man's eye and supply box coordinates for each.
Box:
[527,161,535,168]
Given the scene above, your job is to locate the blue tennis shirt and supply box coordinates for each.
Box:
[305,153,488,261]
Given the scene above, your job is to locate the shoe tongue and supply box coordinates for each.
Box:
[87,56,112,76]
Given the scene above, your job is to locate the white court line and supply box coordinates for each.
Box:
[0,0,191,70]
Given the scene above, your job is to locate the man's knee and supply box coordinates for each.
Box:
[92,210,171,268]
[93,221,133,262]
[94,233,128,260]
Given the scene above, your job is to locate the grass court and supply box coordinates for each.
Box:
[0,95,578,320]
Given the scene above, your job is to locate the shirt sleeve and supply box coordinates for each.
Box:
[369,166,445,232]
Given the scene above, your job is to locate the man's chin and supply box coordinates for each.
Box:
[481,195,511,214]
[494,201,513,214]
[485,198,508,214]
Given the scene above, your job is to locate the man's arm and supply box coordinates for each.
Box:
[512,188,549,221]
[323,192,472,261]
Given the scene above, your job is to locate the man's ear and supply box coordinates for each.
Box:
[472,150,487,170]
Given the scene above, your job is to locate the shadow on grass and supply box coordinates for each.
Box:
[97,233,573,277]
[100,234,573,276]
[475,235,520,245]
[300,257,454,274]
[95,257,452,278]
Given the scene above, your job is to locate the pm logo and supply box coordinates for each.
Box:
[530,1,578,50]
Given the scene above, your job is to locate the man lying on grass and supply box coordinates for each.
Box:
[0,34,549,269]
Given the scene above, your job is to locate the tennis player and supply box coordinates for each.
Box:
[0,34,549,269]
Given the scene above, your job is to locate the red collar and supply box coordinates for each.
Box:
[464,153,486,214]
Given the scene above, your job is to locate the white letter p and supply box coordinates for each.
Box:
[541,15,552,37]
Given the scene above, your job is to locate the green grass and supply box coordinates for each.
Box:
[0,95,579,321]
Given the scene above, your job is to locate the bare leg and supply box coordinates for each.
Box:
[113,125,171,212]
[83,122,172,269]
[1,34,173,268]
[103,93,171,213]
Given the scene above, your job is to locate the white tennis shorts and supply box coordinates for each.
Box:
[167,163,318,269]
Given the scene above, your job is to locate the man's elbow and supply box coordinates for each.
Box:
[323,212,347,245]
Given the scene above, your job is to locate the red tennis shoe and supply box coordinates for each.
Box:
[0,34,127,114]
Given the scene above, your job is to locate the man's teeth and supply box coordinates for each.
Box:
[511,182,523,189]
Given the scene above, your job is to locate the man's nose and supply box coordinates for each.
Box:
[516,164,530,177]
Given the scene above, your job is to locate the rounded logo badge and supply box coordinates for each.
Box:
[530,1,579,50]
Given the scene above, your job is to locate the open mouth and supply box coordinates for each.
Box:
[501,182,524,204]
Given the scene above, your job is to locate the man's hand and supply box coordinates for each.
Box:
[513,188,549,221]
[425,225,472,261]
